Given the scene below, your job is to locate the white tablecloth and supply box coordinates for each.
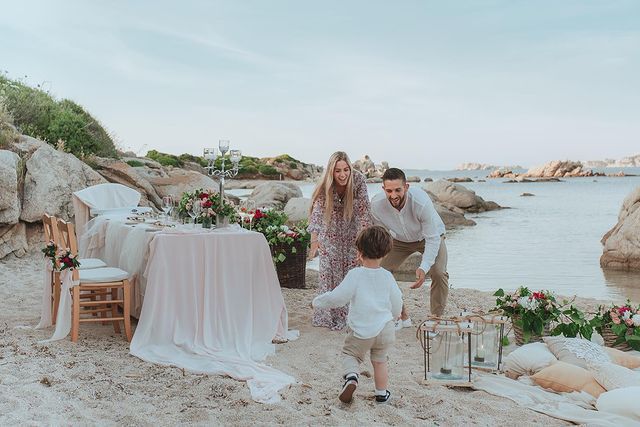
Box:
[79,217,296,403]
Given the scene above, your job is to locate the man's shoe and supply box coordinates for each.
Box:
[339,376,358,403]
[375,390,391,403]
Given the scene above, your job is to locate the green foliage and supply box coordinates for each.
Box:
[589,301,640,351]
[258,164,278,175]
[252,209,310,263]
[289,161,298,169]
[0,74,117,157]
[0,96,19,148]
[146,150,182,167]
[126,160,145,167]
[239,165,258,174]
[178,153,207,167]
[551,304,593,340]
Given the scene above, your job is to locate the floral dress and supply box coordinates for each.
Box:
[308,171,372,330]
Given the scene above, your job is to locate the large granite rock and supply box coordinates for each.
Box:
[20,138,106,222]
[284,197,310,224]
[600,186,640,270]
[424,180,501,213]
[0,150,21,225]
[92,157,163,209]
[147,168,220,199]
[352,155,389,179]
[250,182,302,209]
[0,222,28,258]
[525,160,598,178]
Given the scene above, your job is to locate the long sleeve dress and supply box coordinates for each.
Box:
[307,171,372,330]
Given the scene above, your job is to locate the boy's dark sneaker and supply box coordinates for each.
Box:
[339,376,358,403]
[375,390,391,403]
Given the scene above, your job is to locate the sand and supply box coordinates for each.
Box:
[0,249,595,426]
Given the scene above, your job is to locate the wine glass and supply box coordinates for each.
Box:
[192,201,202,228]
[219,139,230,155]
[162,195,174,226]
[245,200,256,231]
[187,200,198,228]
[238,200,249,228]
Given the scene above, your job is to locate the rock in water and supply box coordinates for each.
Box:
[600,186,640,270]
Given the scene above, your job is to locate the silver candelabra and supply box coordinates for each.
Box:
[203,140,242,212]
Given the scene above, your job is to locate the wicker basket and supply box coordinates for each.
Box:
[271,241,307,289]
[601,326,632,352]
[512,317,552,346]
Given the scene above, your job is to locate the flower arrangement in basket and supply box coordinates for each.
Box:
[252,208,310,288]
[494,286,592,346]
[590,301,640,351]
[178,188,237,227]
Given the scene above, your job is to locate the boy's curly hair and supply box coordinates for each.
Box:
[356,225,393,260]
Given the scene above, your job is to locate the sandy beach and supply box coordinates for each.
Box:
[2,249,615,425]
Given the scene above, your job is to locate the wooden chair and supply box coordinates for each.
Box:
[56,220,133,342]
[56,219,108,270]
[42,214,61,323]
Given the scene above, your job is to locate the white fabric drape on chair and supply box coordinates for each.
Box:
[72,183,142,235]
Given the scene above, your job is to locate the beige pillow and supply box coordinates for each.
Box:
[542,336,610,369]
[504,342,557,378]
[592,363,640,391]
[596,386,640,421]
[604,347,640,369]
[531,361,606,397]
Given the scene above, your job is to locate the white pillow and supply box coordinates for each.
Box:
[596,386,640,421]
[592,363,640,391]
[543,336,610,369]
[504,342,557,378]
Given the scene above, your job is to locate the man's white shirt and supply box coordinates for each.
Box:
[371,186,445,273]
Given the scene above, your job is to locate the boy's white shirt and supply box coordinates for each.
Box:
[313,266,403,339]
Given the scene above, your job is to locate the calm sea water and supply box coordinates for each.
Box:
[233,168,640,301]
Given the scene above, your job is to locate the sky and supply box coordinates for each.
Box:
[1,1,639,169]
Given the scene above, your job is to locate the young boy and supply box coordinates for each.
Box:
[312,225,403,404]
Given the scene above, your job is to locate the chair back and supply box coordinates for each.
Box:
[57,218,80,255]
[42,214,60,246]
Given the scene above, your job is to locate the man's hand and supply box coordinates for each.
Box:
[410,268,427,289]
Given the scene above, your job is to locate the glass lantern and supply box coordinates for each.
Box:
[419,317,473,386]
[460,311,508,372]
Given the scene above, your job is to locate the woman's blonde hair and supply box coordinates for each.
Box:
[310,151,355,224]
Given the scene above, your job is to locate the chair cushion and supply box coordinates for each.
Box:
[79,267,130,283]
[78,258,107,270]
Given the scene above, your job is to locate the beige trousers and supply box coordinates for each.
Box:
[381,237,449,316]
[342,321,396,377]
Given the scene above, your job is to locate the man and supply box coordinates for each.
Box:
[370,168,449,325]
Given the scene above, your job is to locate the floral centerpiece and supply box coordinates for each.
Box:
[590,301,640,351]
[252,208,310,288]
[178,188,237,227]
[494,287,561,345]
[494,286,593,345]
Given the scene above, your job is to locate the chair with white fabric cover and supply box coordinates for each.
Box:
[56,221,133,342]
[72,183,144,235]
[56,219,107,270]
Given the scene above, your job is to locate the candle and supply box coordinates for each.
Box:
[476,344,485,359]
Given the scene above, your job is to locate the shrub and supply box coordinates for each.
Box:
[126,160,145,167]
[258,164,278,175]
[0,74,117,158]
[146,150,182,167]
[0,97,19,148]
[289,161,298,169]
[178,153,207,167]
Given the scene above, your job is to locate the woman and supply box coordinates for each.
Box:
[307,151,372,330]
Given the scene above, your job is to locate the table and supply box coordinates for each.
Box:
[80,217,296,403]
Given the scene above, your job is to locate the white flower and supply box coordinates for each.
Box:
[518,297,530,309]
[632,314,640,327]
[623,310,632,320]
[280,225,290,232]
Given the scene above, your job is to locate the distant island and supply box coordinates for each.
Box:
[456,162,523,171]
[583,155,640,168]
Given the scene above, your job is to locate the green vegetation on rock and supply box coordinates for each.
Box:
[0,73,117,157]
[125,160,145,167]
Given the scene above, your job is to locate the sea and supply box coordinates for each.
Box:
[233,167,640,302]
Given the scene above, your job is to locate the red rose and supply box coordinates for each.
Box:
[62,257,71,264]
[199,193,209,199]
[202,200,212,208]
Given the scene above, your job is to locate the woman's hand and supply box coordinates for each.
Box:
[308,241,319,260]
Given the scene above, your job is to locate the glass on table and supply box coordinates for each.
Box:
[162,195,174,226]
[189,200,202,229]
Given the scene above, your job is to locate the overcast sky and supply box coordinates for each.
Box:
[1,1,638,169]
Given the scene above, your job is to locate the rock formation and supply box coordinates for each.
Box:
[249,182,303,210]
[352,155,389,179]
[600,186,640,270]
[424,180,502,214]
